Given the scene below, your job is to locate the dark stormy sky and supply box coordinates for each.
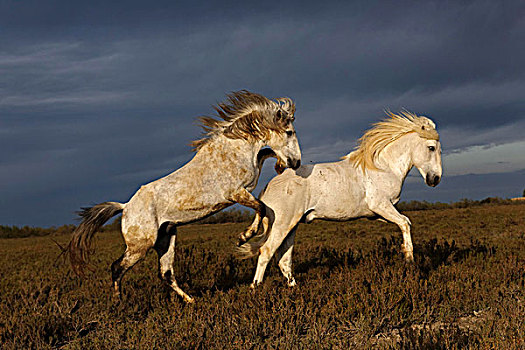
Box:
[1,1,524,226]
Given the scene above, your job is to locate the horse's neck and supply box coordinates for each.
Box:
[200,136,263,169]
[376,134,415,181]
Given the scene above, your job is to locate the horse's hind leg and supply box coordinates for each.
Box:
[112,214,158,299]
[154,224,194,303]
[275,226,298,287]
[111,247,148,299]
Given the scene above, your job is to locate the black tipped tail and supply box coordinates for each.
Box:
[68,202,124,275]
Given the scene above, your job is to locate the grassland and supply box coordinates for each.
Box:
[1,204,524,349]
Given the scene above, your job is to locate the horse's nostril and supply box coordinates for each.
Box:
[426,173,440,186]
[296,160,301,168]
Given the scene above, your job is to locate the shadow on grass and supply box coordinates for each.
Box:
[415,238,496,277]
[164,236,496,299]
[294,246,362,274]
[285,236,496,282]
[171,248,255,297]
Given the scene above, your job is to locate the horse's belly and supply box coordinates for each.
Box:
[161,201,232,224]
[154,184,232,224]
[311,190,370,220]
[307,205,373,222]
[311,208,361,221]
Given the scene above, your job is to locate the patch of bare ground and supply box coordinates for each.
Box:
[372,308,495,347]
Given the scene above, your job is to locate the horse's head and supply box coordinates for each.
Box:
[267,109,301,170]
[412,136,442,187]
[347,111,441,186]
[191,90,302,169]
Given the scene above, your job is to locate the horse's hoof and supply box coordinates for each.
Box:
[287,278,297,287]
[183,295,195,304]
[112,291,122,302]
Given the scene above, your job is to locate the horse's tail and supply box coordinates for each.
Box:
[235,212,270,259]
[68,201,125,275]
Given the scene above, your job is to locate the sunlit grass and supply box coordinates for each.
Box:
[1,204,524,348]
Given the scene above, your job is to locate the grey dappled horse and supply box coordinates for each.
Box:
[69,90,301,302]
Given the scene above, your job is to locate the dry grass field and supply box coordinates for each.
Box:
[1,204,524,349]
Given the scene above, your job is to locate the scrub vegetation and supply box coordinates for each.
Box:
[1,203,523,349]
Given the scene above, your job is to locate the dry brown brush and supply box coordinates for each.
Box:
[0,204,524,349]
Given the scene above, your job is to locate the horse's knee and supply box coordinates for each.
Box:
[111,249,145,280]
[258,246,273,263]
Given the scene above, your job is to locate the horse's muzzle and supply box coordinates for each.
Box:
[289,159,301,170]
[426,174,441,187]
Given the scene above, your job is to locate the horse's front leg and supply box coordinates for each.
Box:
[230,188,265,246]
[369,199,414,262]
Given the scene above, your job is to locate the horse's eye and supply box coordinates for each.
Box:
[428,146,435,152]
[286,130,294,137]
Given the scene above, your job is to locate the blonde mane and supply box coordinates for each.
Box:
[344,110,439,171]
[191,90,295,150]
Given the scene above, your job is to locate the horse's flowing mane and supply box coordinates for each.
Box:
[191,90,295,150]
[344,110,439,171]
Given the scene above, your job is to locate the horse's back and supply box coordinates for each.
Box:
[305,161,368,216]
[259,162,346,211]
[123,160,231,226]
[259,167,310,212]
[261,161,370,221]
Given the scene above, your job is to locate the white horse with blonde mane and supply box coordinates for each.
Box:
[68,90,301,303]
[238,111,442,288]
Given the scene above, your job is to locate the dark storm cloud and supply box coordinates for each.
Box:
[1,0,524,226]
